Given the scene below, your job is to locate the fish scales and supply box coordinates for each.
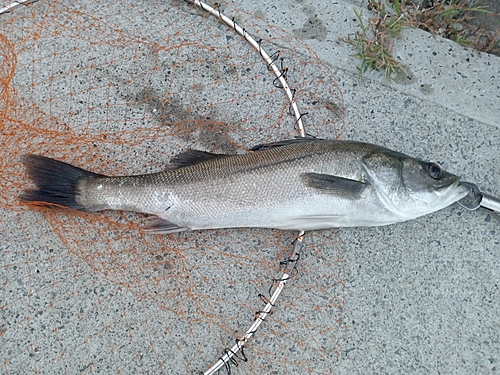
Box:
[79,141,369,229]
[19,139,468,233]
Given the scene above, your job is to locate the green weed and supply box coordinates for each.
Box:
[341,0,500,80]
[340,6,406,79]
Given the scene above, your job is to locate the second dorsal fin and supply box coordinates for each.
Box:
[167,150,230,170]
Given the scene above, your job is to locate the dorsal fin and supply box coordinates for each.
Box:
[251,136,322,151]
[167,150,230,170]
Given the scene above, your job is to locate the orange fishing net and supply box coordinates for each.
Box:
[1,1,346,373]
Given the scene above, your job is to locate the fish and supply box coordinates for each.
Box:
[19,138,469,233]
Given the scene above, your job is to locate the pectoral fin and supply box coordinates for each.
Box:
[301,173,366,199]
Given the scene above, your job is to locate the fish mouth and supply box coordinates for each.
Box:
[443,177,469,205]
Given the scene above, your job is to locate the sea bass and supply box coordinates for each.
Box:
[19,139,468,233]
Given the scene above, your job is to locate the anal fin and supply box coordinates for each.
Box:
[143,216,189,234]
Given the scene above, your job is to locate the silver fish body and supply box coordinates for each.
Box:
[20,139,468,233]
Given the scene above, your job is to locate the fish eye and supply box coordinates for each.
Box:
[428,163,442,180]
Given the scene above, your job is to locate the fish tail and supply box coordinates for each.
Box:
[19,154,100,210]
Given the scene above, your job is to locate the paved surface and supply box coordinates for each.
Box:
[252,1,500,373]
[1,0,499,374]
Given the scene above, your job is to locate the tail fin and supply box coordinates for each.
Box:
[19,154,101,210]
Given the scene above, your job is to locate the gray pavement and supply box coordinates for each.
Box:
[1,0,499,374]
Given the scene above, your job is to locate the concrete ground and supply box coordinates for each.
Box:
[1,0,499,374]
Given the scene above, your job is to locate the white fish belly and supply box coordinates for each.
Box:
[159,185,398,231]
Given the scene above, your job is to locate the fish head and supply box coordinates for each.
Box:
[362,149,469,221]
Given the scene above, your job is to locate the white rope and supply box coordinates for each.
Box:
[203,233,304,375]
[184,2,309,373]
[188,0,306,137]
[0,0,38,16]
[2,1,308,371]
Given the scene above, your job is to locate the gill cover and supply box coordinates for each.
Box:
[362,147,466,219]
[361,150,404,203]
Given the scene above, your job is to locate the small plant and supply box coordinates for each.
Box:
[396,0,497,52]
[341,6,407,79]
[341,0,500,80]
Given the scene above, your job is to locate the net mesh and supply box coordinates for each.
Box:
[1,1,346,373]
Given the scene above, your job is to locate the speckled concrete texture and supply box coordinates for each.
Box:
[232,0,499,125]
[2,0,499,374]
[223,0,500,373]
